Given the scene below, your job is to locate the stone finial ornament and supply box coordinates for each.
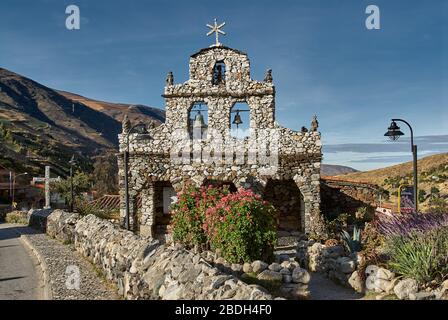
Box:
[264,69,273,83]
[122,114,131,134]
[166,71,174,86]
[311,115,319,132]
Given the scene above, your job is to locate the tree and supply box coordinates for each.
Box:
[52,171,91,204]
[91,153,118,197]
[418,189,427,203]
[428,197,448,214]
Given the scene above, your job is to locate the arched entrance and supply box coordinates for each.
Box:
[263,179,305,233]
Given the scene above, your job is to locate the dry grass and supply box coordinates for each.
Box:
[341,153,448,185]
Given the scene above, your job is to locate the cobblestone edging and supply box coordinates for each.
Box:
[19,231,118,300]
[19,235,53,300]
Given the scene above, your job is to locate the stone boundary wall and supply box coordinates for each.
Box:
[46,210,273,300]
[297,241,363,292]
[320,178,387,218]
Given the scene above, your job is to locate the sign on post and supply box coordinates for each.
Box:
[398,185,415,213]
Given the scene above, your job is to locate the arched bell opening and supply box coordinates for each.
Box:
[188,102,208,139]
[230,102,250,139]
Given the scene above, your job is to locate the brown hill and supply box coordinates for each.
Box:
[58,91,165,126]
[0,67,165,176]
[341,153,448,185]
[340,153,448,211]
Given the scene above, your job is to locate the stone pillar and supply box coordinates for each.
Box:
[117,154,126,228]
[294,169,326,239]
[140,184,155,238]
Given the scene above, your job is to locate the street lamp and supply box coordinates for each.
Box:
[123,123,150,230]
[69,155,77,212]
[11,172,29,209]
[384,119,418,212]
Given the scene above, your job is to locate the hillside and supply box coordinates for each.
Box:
[0,67,165,177]
[58,91,165,126]
[321,164,358,176]
[340,153,448,211]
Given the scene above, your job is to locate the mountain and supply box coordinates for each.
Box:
[321,164,358,176]
[58,91,165,127]
[341,153,448,211]
[0,67,165,176]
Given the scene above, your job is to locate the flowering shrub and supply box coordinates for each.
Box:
[376,211,448,237]
[204,188,277,263]
[385,227,448,284]
[171,186,278,263]
[171,185,230,247]
[375,212,448,284]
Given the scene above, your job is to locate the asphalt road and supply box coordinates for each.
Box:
[0,223,43,300]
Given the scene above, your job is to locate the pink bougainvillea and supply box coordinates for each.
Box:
[171,185,277,263]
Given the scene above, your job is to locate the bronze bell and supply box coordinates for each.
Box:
[193,111,205,128]
[232,111,243,126]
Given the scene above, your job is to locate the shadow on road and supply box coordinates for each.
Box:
[0,276,27,282]
[0,223,43,241]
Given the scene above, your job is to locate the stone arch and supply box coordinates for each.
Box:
[263,179,305,233]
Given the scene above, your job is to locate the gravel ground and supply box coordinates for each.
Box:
[21,231,119,300]
[308,272,364,300]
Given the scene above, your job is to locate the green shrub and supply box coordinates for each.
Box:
[171,185,230,247]
[385,227,448,284]
[5,211,28,225]
[204,188,277,263]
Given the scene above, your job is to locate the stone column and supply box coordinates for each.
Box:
[294,169,326,239]
[140,184,155,238]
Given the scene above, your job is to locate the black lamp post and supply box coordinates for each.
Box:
[123,124,150,230]
[384,119,418,212]
[68,155,77,212]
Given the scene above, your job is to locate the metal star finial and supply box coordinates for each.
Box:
[206,18,226,47]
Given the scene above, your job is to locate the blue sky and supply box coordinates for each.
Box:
[0,0,447,170]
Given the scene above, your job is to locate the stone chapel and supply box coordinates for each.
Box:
[118,28,326,240]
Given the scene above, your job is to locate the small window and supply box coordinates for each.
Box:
[212,61,226,85]
[230,102,250,138]
[189,102,208,139]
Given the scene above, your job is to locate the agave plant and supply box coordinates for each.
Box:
[340,226,362,253]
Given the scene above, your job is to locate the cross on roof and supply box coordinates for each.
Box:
[206,18,226,47]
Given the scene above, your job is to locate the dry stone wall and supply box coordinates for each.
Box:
[46,211,273,300]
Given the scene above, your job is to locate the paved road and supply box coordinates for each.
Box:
[0,223,43,300]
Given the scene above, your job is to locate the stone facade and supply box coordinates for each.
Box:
[118,44,325,239]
